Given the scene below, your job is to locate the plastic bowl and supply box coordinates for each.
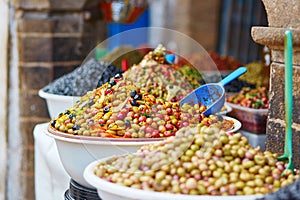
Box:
[44,126,164,188]
[84,159,264,200]
[38,89,80,119]
[226,102,268,134]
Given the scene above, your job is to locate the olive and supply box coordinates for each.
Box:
[88,99,94,106]
[133,94,142,100]
[130,90,137,98]
[109,80,116,86]
[125,120,131,127]
[103,106,110,113]
[72,124,80,131]
[50,120,56,128]
[64,110,71,115]
[114,73,122,79]
[131,100,139,107]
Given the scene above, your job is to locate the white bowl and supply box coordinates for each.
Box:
[38,89,80,118]
[44,126,164,188]
[44,115,240,188]
[84,159,264,200]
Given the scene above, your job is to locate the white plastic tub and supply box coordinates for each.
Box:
[44,126,164,188]
[226,102,268,134]
[38,89,80,118]
[44,115,241,188]
[84,159,263,200]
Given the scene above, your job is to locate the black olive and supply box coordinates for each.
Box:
[88,100,94,106]
[72,124,80,131]
[131,100,139,107]
[104,106,110,113]
[114,73,122,79]
[69,114,74,119]
[133,94,142,100]
[51,120,56,127]
[64,110,71,115]
[130,90,137,98]
[109,80,116,86]
[125,120,131,127]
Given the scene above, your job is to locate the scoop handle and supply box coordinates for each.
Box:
[219,67,247,86]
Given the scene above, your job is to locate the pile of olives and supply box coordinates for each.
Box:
[51,75,231,138]
[94,125,299,195]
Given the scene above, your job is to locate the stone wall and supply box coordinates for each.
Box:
[8,0,105,199]
[252,0,300,168]
[267,62,300,167]
[268,64,300,125]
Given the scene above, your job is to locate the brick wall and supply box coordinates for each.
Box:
[8,0,105,199]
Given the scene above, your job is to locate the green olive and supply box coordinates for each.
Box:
[254,154,266,165]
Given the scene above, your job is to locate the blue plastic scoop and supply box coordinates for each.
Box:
[180,67,247,116]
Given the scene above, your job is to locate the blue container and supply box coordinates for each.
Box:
[107,9,149,50]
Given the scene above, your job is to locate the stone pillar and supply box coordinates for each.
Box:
[251,0,300,168]
[8,0,105,199]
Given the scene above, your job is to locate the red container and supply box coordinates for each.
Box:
[226,102,268,134]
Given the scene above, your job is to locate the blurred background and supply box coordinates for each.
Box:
[0,0,268,199]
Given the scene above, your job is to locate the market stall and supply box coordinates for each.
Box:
[31,1,300,200]
[35,35,296,200]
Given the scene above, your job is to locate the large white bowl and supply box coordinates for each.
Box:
[45,126,164,188]
[84,159,264,200]
[38,89,80,118]
[44,115,240,188]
